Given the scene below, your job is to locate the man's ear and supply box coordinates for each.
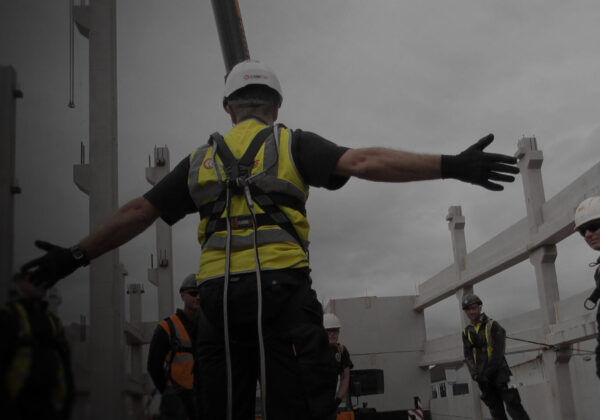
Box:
[272,107,279,122]
[225,104,237,125]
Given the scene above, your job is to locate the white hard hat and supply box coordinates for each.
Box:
[323,313,342,330]
[223,59,282,105]
[179,273,198,292]
[574,197,600,230]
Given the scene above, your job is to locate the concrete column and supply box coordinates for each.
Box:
[517,137,575,419]
[0,67,22,302]
[87,0,124,418]
[447,206,482,420]
[146,147,174,320]
[127,283,144,416]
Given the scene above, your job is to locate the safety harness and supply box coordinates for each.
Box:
[163,315,194,390]
[200,126,307,254]
[3,302,68,409]
[464,319,495,363]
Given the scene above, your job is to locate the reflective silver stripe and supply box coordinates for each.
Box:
[203,229,308,250]
[286,128,306,186]
[172,354,194,363]
[188,143,224,208]
[171,316,192,347]
[253,177,306,201]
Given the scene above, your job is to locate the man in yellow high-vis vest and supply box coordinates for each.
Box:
[1,273,75,420]
[462,293,529,420]
[22,60,520,420]
[148,274,200,419]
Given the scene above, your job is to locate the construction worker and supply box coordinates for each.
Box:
[147,274,200,419]
[573,196,600,379]
[1,273,75,420]
[462,293,529,420]
[323,313,353,416]
[21,59,519,420]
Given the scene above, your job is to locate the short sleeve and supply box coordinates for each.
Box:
[291,129,350,190]
[143,156,197,225]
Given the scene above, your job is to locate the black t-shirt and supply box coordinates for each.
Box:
[143,128,350,225]
[330,342,353,374]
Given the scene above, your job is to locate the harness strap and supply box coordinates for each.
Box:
[464,319,495,363]
[199,190,306,220]
[164,317,193,390]
[211,127,273,184]
[201,127,307,253]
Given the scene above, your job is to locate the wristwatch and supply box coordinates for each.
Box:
[70,245,90,266]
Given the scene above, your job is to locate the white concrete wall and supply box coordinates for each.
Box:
[326,295,430,412]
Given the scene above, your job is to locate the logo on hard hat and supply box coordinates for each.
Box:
[243,73,268,81]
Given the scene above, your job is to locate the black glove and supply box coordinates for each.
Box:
[20,240,89,288]
[441,134,519,191]
[335,397,342,406]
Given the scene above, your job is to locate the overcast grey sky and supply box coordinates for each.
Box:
[2,0,600,339]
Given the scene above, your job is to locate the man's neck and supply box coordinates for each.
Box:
[182,307,196,321]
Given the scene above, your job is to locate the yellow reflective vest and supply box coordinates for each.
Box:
[158,313,194,390]
[2,301,68,410]
[188,119,310,282]
[464,319,495,363]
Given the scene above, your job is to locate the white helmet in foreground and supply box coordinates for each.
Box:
[223,59,282,107]
[574,197,600,230]
[323,313,342,330]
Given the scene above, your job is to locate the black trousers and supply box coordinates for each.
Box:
[194,269,338,420]
[478,378,530,420]
[159,389,196,420]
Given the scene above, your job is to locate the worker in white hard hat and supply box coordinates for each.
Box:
[323,313,353,417]
[462,294,530,420]
[574,196,600,378]
[147,274,200,419]
[22,59,519,420]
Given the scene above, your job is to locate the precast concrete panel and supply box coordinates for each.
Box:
[327,295,429,412]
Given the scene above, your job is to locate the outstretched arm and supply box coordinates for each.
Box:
[334,134,519,191]
[334,147,440,182]
[21,197,160,288]
[80,196,160,259]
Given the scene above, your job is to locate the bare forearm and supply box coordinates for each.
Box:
[337,367,350,400]
[334,147,441,182]
[79,197,160,259]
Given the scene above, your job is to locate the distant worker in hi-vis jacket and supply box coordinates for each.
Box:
[21,59,520,420]
[573,197,600,379]
[462,293,529,420]
[147,274,200,419]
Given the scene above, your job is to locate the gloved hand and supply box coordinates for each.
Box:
[441,134,520,191]
[335,397,342,407]
[20,240,89,288]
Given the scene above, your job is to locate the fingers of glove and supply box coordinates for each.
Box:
[488,171,516,183]
[34,240,60,252]
[482,152,519,166]
[20,255,47,274]
[488,161,520,174]
[479,180,504,191]
[468,134,494,151]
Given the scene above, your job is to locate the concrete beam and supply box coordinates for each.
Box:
[146,146,174,320]
[415,160,600,311]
